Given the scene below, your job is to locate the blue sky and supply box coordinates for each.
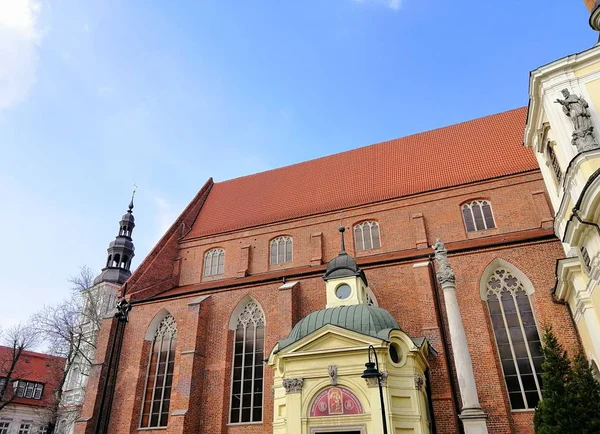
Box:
[0,0,595,330]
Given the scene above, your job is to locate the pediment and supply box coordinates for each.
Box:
[278,324,382,357]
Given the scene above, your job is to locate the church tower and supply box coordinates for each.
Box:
[56,195,137,434]
[93,196,136,285]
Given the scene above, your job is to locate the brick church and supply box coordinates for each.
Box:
[75,107,580,434]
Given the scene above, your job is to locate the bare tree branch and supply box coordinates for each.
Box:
[31,265,111,429]
[0,322,39,411]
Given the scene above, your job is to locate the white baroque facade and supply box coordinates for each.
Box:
[525,43,600,367]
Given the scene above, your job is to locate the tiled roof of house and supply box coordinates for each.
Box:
[0,346,65,408]
[185,107,535,238]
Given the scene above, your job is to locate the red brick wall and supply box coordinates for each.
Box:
[80,172,580,434]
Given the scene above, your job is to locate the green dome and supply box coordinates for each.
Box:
[278,305,400,350]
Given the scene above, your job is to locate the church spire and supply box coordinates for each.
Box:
[93,192,137,286]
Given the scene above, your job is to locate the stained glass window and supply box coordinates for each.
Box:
[486,267,542,410]
[140,314,177,428]
[230,301,265,424]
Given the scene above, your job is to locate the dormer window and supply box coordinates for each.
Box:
[354,221,381,251]
[204,248,224,277]
[13,380,44,399]
[462,200,496,232]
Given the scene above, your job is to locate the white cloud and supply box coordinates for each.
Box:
[354,0,402,11]
[0,0,42,111]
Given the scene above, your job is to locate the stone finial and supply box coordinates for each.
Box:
[282,378,304,394]
[555,89,599,153]
[433,238,455,285]
[328,365,338,385]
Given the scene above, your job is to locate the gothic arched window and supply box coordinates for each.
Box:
[270,236,293,265]
[354,221,381,251]
[485,267,542,410]
[204,248,224,276]
[230,301,265,424]
[140,314,177,428]
[462,200,496,232]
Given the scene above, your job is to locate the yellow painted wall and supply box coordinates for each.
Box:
[269,326,431,434]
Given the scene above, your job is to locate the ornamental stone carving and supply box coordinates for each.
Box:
[433,238,455,285]
[555,89,599,153]
[115,298,132,323]
[364,371,388,388]
[414,374,425,391]
[282,378,304,394]
[328,365,338,385]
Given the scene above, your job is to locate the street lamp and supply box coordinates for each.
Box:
[361,344,388,434]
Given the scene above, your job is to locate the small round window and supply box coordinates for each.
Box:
[335,284,352,300]
[389,343,401,364]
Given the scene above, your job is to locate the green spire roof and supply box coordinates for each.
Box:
[277,305,400,350]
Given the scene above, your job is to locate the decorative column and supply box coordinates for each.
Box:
[433,239,488,434]
[283,379,303,434]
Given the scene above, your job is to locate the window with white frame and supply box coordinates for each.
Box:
[140,314,177,428]
[546,142,563,184]
[18,423,31,434]
[581,246,592,272]
[0,378,5,394]
[485,267,543,410]
[270,236,292,265]
[230,301,265,424]
[462,200,496,232]
[14,381,43,399]
[354,221,381,251]
[37,426,49,434]
[0,422,9,434]
[204,248,224,276]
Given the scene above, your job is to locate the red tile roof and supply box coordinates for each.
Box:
[0,346,65,408]
[185,107,536,238]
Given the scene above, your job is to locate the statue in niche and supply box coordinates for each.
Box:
[555,89,599,152]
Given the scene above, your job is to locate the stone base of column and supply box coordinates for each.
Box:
[459,407,489,434]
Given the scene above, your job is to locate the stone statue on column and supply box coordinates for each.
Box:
[433,238,489,434]
[555,89,599,153]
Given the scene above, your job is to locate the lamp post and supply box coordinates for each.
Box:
[361,345,388,434]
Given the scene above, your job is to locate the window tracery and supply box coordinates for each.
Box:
[485,267,542,410]
[204,248,224,276]
[140,314,177,428]
[230,301,265,424]
[354,221,381,251]
[270,236,293,265]
[462,200,496,232]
